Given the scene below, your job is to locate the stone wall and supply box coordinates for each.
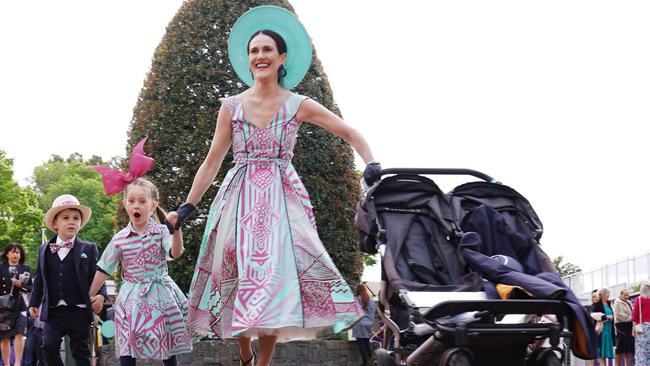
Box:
[98,339,362,366]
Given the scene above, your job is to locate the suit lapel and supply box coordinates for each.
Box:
[40,238,52,289]
[73,238,82,276]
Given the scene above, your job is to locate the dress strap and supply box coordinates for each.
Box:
[285,93,310,121]
[219,96,239,118]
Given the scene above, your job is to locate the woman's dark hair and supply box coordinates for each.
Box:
[247,29,287,55]
[1,243,25,264]
[247,29,288,83]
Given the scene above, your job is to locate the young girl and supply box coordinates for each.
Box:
[89,178,192,366]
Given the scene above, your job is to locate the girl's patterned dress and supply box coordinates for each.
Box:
[98,221,192,359]
[186,93,363,341]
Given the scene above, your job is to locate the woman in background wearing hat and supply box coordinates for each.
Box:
[0,243,31,366]
[28,194,107,366]
[166,5,381,366]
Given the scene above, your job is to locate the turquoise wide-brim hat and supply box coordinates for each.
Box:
[228,5,313,89]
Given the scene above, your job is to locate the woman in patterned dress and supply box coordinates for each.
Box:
[166,6,381,366]
[90,178,192,365]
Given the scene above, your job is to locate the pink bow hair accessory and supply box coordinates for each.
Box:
[89,136,154,195]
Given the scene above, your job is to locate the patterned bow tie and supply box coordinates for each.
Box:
[50,239,74,253]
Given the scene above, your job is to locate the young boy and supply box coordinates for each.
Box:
[28,194,107,366]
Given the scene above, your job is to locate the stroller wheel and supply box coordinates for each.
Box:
[526,347,563,366]
[370,348,398,366]
[438,348,473,366]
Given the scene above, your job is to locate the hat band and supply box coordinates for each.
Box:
[57,200,79,206]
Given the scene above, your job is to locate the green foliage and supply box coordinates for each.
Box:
[363,253,378,267]
[0,151,44,268]
[31,154,119,252]
[127,0,363,291]
[553,255,581,277]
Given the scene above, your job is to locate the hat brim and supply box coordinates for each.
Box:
[228,5,312,89]
[45,205,92,233]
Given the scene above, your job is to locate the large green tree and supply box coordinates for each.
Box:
[32,154,119,251]
[0,150,43,267]
[127,0,363,291]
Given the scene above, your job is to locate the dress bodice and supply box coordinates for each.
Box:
[220,93,307,166]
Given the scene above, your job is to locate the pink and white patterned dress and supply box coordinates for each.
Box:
[186,93,363,341]
[97,221,192,359]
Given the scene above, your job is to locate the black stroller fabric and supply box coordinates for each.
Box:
[460,204,550,275]
[451,181,556,274]
[356,174,483,303]
[459,205,598,360]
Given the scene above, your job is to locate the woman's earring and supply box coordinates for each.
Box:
[278,65,287,78]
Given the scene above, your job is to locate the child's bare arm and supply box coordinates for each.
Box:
[89,271,108,298]
[170,228,184,259]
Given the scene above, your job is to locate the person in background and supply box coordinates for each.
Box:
[592,288,615,365]
[613,289,634,366]
[22,316,44,366]
[585,289,600,366]
[352,283,376,366]
[633,280,650,366]
[0,243,32,366]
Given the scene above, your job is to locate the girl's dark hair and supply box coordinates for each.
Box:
[1,243,25,264]
[125,178,168,224]
[247,29,288,83]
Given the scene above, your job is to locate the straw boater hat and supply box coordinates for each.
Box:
[44,194,92,232]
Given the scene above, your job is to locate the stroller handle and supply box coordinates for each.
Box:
[379,168,498,183]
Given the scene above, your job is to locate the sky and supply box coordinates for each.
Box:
[1,1,649,276]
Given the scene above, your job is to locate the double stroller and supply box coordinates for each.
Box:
[356,168,597,366]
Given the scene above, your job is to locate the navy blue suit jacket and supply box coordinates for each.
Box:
[28,236,107,323]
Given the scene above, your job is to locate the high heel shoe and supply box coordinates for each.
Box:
[240,349,256,366]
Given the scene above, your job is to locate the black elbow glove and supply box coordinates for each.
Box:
[363,162,382,186]
[164,203,198,234]
[174,203,197,230]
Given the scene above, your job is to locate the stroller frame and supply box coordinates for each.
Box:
[364,168,572,366]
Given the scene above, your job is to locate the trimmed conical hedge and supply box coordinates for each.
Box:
[127,0,363,291]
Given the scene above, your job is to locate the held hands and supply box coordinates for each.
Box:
[11,278,22,288]
[90,294,105,314]
[164,212,177,234]
[165,203,197,234]
[363,162,382,187]
[28,307,40,319]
